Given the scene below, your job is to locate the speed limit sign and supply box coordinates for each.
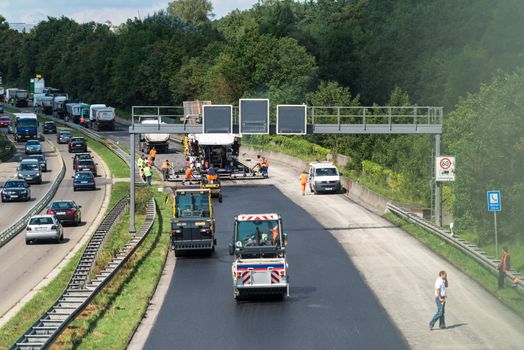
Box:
[436,156,455,182]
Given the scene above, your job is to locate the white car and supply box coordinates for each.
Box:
[26,215,63,244]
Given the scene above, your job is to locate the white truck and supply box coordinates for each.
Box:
[33,94,53,114]
[140,117,169,153]
[89,104,115,131]
[6,88,29,107]
[229,213,289,301]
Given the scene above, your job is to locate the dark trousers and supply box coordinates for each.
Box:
[429,297,446,328]
[498,268,505,288]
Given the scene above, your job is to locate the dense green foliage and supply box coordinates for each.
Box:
[1,0,523,242]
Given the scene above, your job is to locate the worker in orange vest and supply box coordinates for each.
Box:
[79,115,85,127]
[262,157,269,178]
[299,171,308,196]
[182,166,195,185]
[161,159,170,180]
[149,147,157,164]
[498,247,511,288]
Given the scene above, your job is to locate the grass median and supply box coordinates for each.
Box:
[0,133,130,348]
[385,212,524,319]
[51,187,171,350]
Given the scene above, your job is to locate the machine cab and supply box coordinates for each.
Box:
[229,214,287,258]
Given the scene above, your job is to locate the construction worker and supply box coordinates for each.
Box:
[79,115,85,127]
[136,156,145,180]
[161,159,170,180]
[149,147,157,164]
[299,171,308,196]
[207,164,218,183]
[271,223,279,245]
[182,166,195,185]
[262,157,269,178]
[144,164,153,185]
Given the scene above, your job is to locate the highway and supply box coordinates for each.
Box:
[0,129,60,233]
[0,127,109,317]
[143,184,407,349]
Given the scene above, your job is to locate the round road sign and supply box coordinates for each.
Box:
[440,157,452,170]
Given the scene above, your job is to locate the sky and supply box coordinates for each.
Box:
[0,0,259,25]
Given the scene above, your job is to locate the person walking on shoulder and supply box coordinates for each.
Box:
[144,164,153,186]
[498,247,511,288]
[299,171,308,196]
[429,270,448,330]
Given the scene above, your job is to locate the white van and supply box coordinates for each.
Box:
[308,162,342,194]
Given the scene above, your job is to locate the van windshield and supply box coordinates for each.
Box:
[315,168,338,176]
[236,220,280,247]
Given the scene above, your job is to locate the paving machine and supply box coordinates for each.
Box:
[229,213,289,301]
[171,189,216,256]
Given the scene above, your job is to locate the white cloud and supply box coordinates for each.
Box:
[0,0,259,25]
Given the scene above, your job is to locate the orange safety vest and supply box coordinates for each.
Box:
[299,174,308,185]
[161,161,169,170]
[150,149,157,158]
[271,225,279,244]
[264,159,269,167]
[502,252,510,272]
[185,167,194,179]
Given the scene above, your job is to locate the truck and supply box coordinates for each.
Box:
[140,117,169,153]
[6,89,29,107]
[33,94,53,114]
[66,103,90,124]
[229,213,289,301]
[171,189,216,256]
[52,96,67,119]
[13,113,38,142]
[89,104,115,131]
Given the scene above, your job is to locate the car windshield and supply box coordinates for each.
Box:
[0,117,9,121]
[236,220,281,247]
[21,162,39,170]
[29,217,54,225]
[26,140,40,146]
[71,138,84,142]
[5,181,25,188]
[175,194,210,218]
[51,201,73,209]
[76,172,93,179]
[76,154,91,160]
[45,122,54,126]
[28,155,44,161]
[315,167,338,176]
[78,160,93,166]
[17,119,37,127]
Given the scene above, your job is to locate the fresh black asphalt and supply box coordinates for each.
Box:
[144,185,407,350]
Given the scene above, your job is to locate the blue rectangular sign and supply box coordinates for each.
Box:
[487,191,501,212]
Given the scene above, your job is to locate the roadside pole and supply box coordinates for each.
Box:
[487,190,501,260]
[130,133,136,233]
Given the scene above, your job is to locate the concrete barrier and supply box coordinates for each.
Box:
[242,145,390,215]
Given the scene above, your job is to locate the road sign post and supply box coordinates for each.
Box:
[487,190,501,259]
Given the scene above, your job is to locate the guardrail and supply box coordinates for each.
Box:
[11,197,156,350]
[0,139,66,248]
[387,203,523,293]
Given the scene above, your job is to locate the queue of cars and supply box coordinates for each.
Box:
[1,119,96,244]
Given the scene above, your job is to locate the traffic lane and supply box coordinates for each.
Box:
[145,185,407,350]
[0,136,61,232]
[0,137,108,316]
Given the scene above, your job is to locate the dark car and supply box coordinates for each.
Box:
[74,159,97,176]
[72,153,92,166]
[25,139,42,155]
[0,116,10,128]
[24,154,47,172]
[57,130,72,144]
[68,137,87,153]
[1,179,31,202]
[47,200,82,225]
[72,171,95,191]
[43,121,57,134]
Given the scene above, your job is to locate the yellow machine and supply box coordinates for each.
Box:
[200,174,223,203]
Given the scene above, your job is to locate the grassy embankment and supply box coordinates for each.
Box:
[245,135,423,205]
[0,131,15,162]
[386,213,524,318]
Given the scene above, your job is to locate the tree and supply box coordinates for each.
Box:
[167,0,213,25]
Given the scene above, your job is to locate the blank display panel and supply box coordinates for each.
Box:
[203,105,233,134]
[277,105,307,135]
[239,99,269,134]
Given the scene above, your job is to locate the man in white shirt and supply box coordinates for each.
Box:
[429,270,448,330]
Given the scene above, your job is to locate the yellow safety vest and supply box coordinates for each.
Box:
[144,167,152,177]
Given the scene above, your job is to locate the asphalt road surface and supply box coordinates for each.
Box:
[144,185,407,350]
[0,133,108,317]
[0,130,59,232]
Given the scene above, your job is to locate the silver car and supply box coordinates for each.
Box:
[25,139,43,154]
[26,215,63,244]
[18,159,42,184]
